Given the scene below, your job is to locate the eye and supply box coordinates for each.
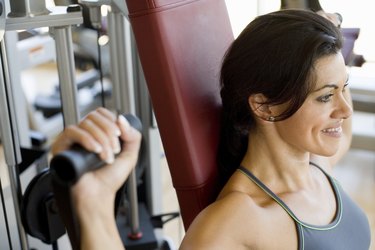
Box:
[317,93,334,103]
[342,83,349,92]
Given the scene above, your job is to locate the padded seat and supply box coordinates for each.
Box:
[125,0,234,229]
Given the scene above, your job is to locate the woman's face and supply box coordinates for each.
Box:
[275,53,352,156]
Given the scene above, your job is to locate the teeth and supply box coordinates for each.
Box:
[322,127,342,133]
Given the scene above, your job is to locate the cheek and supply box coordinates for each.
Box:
[276,119,307,143]
[277,107,324,141]
[308,106,333,131]
[293,100,328,129]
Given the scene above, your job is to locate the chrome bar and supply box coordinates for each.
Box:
[0,40,28,250]
[108,9,140,236]
[53,25,80,126]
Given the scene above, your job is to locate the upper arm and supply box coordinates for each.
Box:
[180,208,230,250]
[180,193,260,250]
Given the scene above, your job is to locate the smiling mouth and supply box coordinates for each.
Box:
[322,126,342,134]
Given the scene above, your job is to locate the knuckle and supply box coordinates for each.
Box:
[79,118,93,129]
[85,111,97,120]
[64,125,77,135]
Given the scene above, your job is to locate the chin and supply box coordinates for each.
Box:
[314,137,341,156]
[308,145,336,158]
[314,146,339,157]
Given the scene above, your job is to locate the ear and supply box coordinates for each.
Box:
[248,94,273,121]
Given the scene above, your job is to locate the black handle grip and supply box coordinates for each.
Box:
[50,114,142,186]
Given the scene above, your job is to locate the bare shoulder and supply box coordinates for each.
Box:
[180,191,265,250]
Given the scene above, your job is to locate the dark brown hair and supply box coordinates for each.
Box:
[218,10,343,183]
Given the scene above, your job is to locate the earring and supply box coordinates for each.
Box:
[268,116,275,122]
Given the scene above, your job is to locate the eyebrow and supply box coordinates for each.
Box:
[313,75,350,92]
[313,84,338,92]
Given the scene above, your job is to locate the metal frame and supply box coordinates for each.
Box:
[0,1,82,249]
[1,0,163,248]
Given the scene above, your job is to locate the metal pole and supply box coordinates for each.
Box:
[116,14,136,115]
[0,40,28,250]
[0,178,12,249]
[8,0,50,17]
[53,25,80,126]
[52,23,83,250]
[108,9,140,237]
[107,11,122,112]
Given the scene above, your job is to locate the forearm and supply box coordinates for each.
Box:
[72,179,125,250]
[80,211,125,250]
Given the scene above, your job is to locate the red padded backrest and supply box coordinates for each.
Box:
[125,0,234,229]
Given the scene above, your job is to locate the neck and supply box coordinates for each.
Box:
[241,127,314,191]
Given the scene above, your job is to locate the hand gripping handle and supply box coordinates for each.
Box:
[50,114,142,186]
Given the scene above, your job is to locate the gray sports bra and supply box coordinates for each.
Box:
[238,163,371,250]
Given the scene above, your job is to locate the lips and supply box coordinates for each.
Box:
[321,126,342,137]
[322,127,342,133]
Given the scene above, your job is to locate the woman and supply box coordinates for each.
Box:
[52,10,371,250]
[180,9,370,250]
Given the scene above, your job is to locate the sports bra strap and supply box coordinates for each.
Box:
[237,166,302,223]
[237,164,343,229]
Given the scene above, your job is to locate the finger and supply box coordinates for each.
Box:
[79,118,115,164]
[85,111,121,136]
[96,107,117,121]
[51,125,103,155]
[85,111,121,153]
[85,115,142,191]
[117,115,142,153]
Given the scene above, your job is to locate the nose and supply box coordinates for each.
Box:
[334,92,353,120]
